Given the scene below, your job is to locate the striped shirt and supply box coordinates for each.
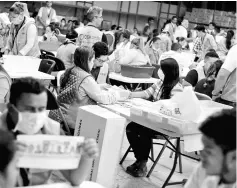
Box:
[144,79,183,101]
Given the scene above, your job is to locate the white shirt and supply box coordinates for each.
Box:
[174,25,188,42]
[38,7,57,25]
[185,164,236,188]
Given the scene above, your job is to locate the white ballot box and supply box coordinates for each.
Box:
[74,105,127,188]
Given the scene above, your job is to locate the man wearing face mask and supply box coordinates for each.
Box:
[5,2,41,57]
[76,6,107,48]
[0,77,99,187]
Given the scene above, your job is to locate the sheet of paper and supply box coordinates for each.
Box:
[2,55,41,72]
[17,135,84,170]
[18,183,71,188]
[183,134,203,152]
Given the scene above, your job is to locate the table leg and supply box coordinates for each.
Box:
[162,138,183,188]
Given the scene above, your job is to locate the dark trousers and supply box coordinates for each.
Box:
[126,122,158,161]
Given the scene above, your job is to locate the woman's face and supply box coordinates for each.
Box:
[0,155,19,188]
[179,40,186,48]
[152,40,162,50]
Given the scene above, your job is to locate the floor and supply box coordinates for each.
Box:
[113,135,200,188]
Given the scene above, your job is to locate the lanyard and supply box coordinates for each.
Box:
[201,34,206,44]
[12,17,26,48]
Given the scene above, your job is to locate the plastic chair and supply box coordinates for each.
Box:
[46,89,71,135]
[105,33,114,52]
[40,49,55,58]
[195,92,212,100]
[38,59,56,74]
[152,64,160,79]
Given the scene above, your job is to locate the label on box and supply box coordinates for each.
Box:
[131,107,143,116]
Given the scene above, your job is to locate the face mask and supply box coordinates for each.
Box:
[11,15,23,25]
[158,69,164,80]
[13,111,47,135]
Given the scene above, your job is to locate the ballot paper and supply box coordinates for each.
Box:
[2,55,41,72]
[17,135,84,170]
[18,183,71,188]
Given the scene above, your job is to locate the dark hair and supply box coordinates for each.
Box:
[176,37,185,43]
[93,42,108,59]
[72,20,79,26]
[61,47,94,88]
[148,17,154,22]
[111,24,117,30]
[0,130,16,174]
[171,16,177,21]
[161,19,171,32]
[10,77,46,106]
[159,58,180,99]
[195,25,205,32]
[65,30,78,42]
[205,51,219,59]
[226,30,234,50]
[68,20,72,23]
[171,43,182,51]
[199,109,236,154]
[122,29,131,40]
[203,60,223,88]
[47,24,55,32]
[61,18,66,22]
[116,26,122,30]
[209,22,216,27]
[214,26,220,34]
[149,36,161,46]
[114,31,123,50]
[207,49,216,53]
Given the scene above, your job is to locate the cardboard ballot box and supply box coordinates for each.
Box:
[74,105,127,188]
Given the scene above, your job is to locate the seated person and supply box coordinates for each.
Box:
[0,129,18,188]
[0,65,11,103]
[185,109,236,188]
[49,46,122,132]
[145,36,163,65]
[91,42,110,84]
[195,60,223,98]
[176,37,188,50]
[116,37,150,66]
[56,30,78,69]
[158,43,185,75]
[43,24,58,42]
[125,58,183,177]
[183,51,219,87]
[0,77,99,187]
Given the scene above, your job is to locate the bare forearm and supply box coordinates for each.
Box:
[212,69,230,96]
[131,91,148,99]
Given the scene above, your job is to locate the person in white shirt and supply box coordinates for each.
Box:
[76,6,107,48]
[158,43,186,75]
[163,16,177,42]
[158,30,172,52]
[36,1,57,36]
[185,109,236,188]
[174,19,189,42]
[212,44,237,107]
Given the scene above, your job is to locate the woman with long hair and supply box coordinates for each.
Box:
[216,30,235,60]
[195,60,223,98]
[0,65,11,103]
[43,24,58,42]
[49,46,121,133]
[125,58,183,177]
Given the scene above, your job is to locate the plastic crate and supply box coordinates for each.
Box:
[121,64,155,78]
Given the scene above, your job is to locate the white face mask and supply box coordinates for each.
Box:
[158,68,164,80]
[13,111,47,135]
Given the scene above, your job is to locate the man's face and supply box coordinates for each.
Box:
[149,20,154,26]
[95,55,108,67]
[209,24,214,30]
[172,18,177,24]
[15,92,47,113]
[204,57,218,72]
[46,1,52,8]
[94,11,103,27]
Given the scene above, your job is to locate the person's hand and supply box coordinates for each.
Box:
[82,138,99,159]
[189,62,198,69]
[15,140,27,155]
[99,83,111,90]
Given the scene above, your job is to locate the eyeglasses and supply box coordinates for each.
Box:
[95,15,103,19]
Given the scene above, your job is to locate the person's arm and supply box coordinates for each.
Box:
[209,35,217,51]
[118,49,136,65]
[212,46,237,99]
[51,9,57,22]
[0,76,10,103]
[81,76,118,104]
[19,24,37,55]
[183,70,198,87]
[60,138,99,186]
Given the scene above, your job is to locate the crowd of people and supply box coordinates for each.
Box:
[0,1,236,188]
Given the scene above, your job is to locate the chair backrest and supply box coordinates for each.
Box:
[195,91,212,100]
[45,55,66,72]
[46,89,60,110]
[40,49,55,58]
[38,59,56,74]
[152,64,160,79]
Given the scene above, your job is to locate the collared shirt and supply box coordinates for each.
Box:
[193,37,202,55]
[144,79,183,101]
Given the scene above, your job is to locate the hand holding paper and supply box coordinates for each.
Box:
[81,138,99,159]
